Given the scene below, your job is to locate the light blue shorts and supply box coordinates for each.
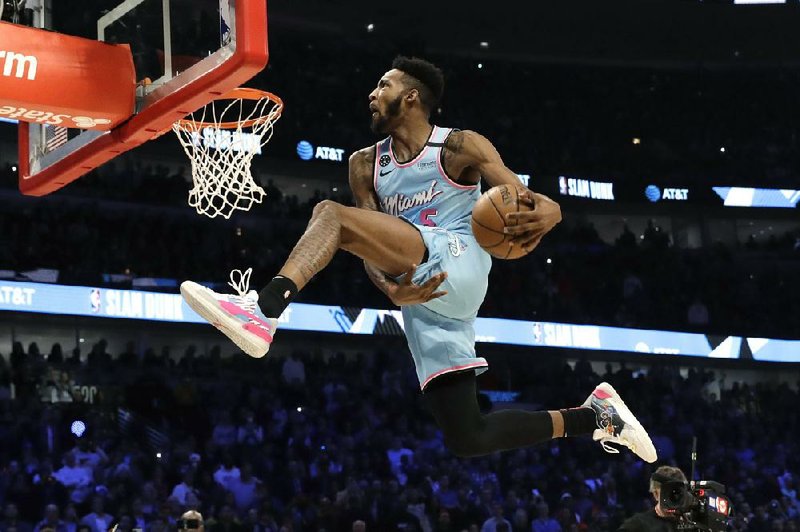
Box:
[397,225,493,390]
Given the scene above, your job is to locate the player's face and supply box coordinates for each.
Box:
[653,488,667,517]
[369,69,406,135]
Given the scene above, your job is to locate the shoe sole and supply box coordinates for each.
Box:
[596,382,658,463]
[181,281,270,358]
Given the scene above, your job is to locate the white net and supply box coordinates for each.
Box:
[172,90,283,219]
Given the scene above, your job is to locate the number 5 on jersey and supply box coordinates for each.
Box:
[420,208,438,227]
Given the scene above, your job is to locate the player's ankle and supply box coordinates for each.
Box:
[559,407,596,438]
[258,276,298,318]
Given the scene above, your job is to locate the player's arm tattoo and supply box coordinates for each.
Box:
[443,130,465,163]
[347,148,397,295]
[440,130,474,185]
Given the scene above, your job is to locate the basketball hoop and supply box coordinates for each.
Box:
[172,88,283,219]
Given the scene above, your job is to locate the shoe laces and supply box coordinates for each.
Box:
[597,431,637,455]
[227,268,259,314]
[598,438,622,455]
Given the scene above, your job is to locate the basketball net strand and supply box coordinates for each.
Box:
[172,94,282,219]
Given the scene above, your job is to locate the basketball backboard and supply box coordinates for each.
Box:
[13,0,268,195]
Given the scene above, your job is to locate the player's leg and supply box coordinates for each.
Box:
[180,200,429,357]
[275,199,425,291]
[257,200,431,319]
[423,370,596,457]
[425,370,657,463]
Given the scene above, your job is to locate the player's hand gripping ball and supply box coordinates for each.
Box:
[471,183,562,259]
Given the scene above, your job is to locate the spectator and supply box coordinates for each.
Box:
[79,497,114,532]
[281,353,306,386]
[236,413,264,448]
[52,453,93,505]
[687,297,710,327]
[511,508,529,531]
[433,475,459,511]
[226,463,262,514]
[33,505,67,532]
[0,503,33,532]
[386,438,414,486]
[213,455,241,490]
[482,503,512,532]
[211,413,237,449]
[531,501,561,532]
[170,470,199,506]
[208,505,243,532]
[71,440,108,471]
[130,500,147,531]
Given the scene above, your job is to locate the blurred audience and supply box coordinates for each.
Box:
[0,337,797,530]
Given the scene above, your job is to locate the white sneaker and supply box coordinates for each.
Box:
[583,382,658,463]
[180,268,277,358]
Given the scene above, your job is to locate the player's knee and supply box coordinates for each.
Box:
[312,199,341,219]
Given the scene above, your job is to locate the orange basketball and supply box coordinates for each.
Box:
[471,183,535,259]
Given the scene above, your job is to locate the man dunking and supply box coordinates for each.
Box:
[180,56,657,462]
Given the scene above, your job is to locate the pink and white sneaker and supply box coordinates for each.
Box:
[583,382,658,463]
[180,268,277,358]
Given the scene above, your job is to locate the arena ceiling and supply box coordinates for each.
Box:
[270,0,800,67]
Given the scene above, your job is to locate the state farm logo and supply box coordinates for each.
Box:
[0,105,112,129]
[0,50,37,80]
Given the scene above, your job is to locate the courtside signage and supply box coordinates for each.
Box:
[296,140,346,162]
[191,127,262,154]
[1,280,798,362]
[558,176,615,200]
[645,184,689,202]
[712,187,800,208]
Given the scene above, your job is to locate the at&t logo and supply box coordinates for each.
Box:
[296,140,346,162]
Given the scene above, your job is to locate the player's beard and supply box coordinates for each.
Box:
[370,94,403,135]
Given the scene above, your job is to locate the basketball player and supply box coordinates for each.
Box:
[181,57,657,462]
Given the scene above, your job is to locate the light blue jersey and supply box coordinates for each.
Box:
[372,126,493,389]
[374,126,480,232]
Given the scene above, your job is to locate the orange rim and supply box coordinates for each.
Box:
[176,88,283,130]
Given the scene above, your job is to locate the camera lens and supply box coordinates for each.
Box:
[666,486,684,506]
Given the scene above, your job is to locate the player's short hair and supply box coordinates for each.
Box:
[650,466,687,493]
[391,56,444,114]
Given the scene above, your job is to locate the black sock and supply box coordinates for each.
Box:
[559,407,597,437]
[258,276,298,318]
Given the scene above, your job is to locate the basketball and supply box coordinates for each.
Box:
[471,183,536,260]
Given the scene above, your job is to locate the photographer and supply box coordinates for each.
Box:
[177,510,203,532]
[618,466,688,531]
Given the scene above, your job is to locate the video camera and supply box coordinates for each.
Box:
[657,476,731,531]
[650,438,733,531]
[177,519,202,530]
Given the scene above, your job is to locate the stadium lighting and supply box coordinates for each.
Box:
[366,23,374,32]
[632,138,641,145]
[480,41,489,48]
[70,420,86,437]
